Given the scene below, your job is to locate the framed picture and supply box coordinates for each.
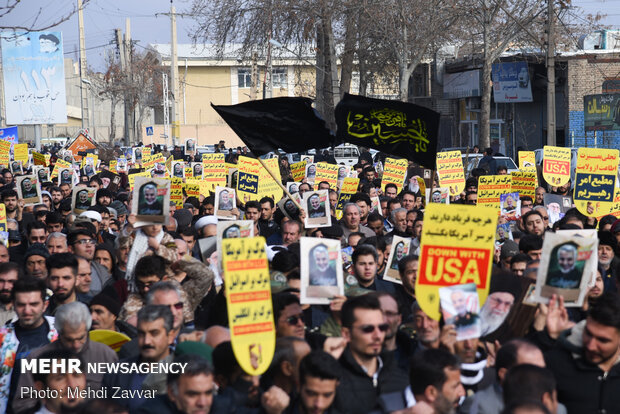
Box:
[71,186,96,214]
[172,161,185,179]
[300,237,343,305]
[34,166,50,183]
[216,220,254,271]
[383,236,412,284]
[185,138,196,155]
[15,175,41,205]
[133,147,143,164]
[305,163,316,183]
[303,189,331,228]
[500,192,520,218]
[191,162,203,179]
[439,283,481,341]
[58,168,73,185]
[131,177,171,224]
[214,186,237,220]
[10,160,23,175]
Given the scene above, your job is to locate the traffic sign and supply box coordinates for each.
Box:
[146,126,154,136]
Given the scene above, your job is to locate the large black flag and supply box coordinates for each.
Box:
[212,97,335,156]
[335,93,440,169]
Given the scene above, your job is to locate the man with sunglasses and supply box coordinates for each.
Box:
[334,294,408,413]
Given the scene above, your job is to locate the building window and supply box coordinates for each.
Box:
[272,67,287,88]
[238,68,252,88]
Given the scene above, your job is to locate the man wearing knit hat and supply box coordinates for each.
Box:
[90,293,137,338]
[24,243,50,280]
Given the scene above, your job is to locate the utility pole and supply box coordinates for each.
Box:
[250,52,258,100]
[546,0,556,146]
[78,0,89,132]
[170,2,180,148]
[124,18,134,145]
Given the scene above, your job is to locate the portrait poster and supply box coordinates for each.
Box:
[185,138,196,155]
[116,158,128,173]
[215,186,237,220]
[427,188,450,204]
[10,160,22,175]
[222,236,275,376]
[15,175,41,205]
[286,182,299,194]
[99,169,121,193]
[544,194,572,225]
[277,195,301,220]
[150,162,167,178]
[62,150,74,163]
[495,223,513,243]
[82,156,96,177]
[171,161,185,179]
[302,189,331,228]
[416,203,497,321]
[191,162,204,179]
[216,220,255,272]
[500,192,520,218]
[290,161,307,182]
[300,237,343,305]
[573,148,618,217]
[131,177,170,224]
[337,165,350,183]
[383,236,412,284]
[305,163,317,184]
[370,196,382,215]
[228,168,238,188]
[34,166,49,183]
[534,229,598,307]
[436,151,465,195]
[58,167,73,185]
[542,145,571,187]
[439,283,481,341]
[132,147,143,165]
[301,155,314,164]
[71,186,96,214]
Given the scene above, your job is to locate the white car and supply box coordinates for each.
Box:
[461,154,519,177]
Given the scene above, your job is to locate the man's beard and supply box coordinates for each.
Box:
[480,304,507,336]
[434,394,457,414]
[0,291,11,304]
[54,287,75,301]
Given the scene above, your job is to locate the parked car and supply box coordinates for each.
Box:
[461,154,519,177]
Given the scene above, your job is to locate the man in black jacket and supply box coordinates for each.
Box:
[334,294,408,413]
[544,293,620,414]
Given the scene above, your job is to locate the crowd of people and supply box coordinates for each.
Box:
[0,142,617,414]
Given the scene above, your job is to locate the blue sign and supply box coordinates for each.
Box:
[491,62,533,103]
[0,126,18,144]
[146,126,154,136]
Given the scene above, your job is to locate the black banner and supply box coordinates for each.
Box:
[335,93,440,169]
[212,97,335,156]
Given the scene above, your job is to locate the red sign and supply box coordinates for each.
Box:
[418,245,491,288]
[543,160,570,175]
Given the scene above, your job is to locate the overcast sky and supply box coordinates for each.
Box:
[4,0,620,71]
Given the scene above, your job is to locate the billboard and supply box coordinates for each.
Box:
[0,126,17,144]
[1,31,67,124]
[492,62,533,103]
[584,94,620,131]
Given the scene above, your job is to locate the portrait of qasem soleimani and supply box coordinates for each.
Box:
[309,244,337,286]
[173,162,184,177]
[218,189,234,211]
[137,182,164,216]
[545,242,584,289]
[20,178,38,199]
[75,189,91,211]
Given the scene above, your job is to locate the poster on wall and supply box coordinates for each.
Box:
[1,31,67,124]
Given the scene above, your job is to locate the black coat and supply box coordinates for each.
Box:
[545,323,620,414]
[132,393,239,414]
[333,348,409,414]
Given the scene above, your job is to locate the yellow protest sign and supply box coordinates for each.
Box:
[237,156,261,202]
[202,154,227,194]
[222,237,275,375]
[51,159,72,179]
[573,148,619,217]
[416,203,497,320]
[81,154,98,168]
[518,151,536,171]
[476,175,512,209]
[335,178,360,220]
[32,152,48,166]
[185,179,201,198]
[128,171,150,192]
[185,166,193,179]
[511,171,537,199]
[381,158,408,194]
[109,160,117,173]
[0,141,10,165]
[13,144,28,164]
[436,151,465,195]
[290,161,307,182]
[542,146,571,187]
[142,147,152,158]
[0,204,6,232]
[313,162,339,190]
[259,158,283,202]
[170,177,184,207]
